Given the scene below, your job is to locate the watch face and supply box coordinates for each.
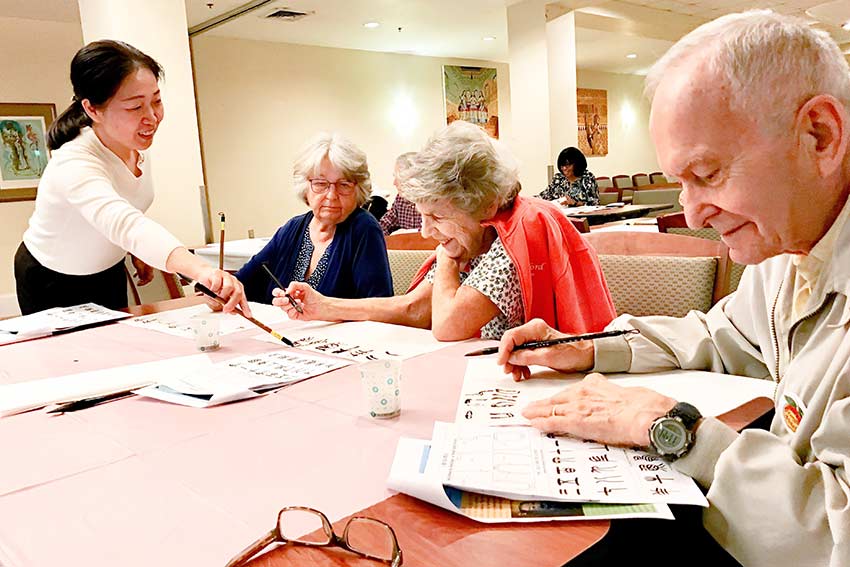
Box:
[652,418,689,455]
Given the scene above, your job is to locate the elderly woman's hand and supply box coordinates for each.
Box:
[497,318,594,381]
[522,373,676,448]
[435,243,465,273]
[274,282,328,320]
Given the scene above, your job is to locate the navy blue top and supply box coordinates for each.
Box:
[236,208,393,303]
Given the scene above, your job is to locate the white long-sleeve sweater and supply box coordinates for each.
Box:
[22,127,182,275]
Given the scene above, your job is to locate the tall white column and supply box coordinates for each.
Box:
[77,0,205,246]
[507,0,551,195]
[546,11,579,158]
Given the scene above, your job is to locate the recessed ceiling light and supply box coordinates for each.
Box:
[363,21,380,29]
[626,53,638,59]
[482,36,496,41]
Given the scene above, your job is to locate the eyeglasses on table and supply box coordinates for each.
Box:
[225,506,403,567]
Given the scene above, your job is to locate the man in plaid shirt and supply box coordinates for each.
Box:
[380,152,423,235]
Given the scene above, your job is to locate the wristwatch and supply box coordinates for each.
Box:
[648,402,702,461]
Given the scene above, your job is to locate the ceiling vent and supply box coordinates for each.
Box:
[263,8,313,21]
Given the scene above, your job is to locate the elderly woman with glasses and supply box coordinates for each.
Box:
[272,121,615,341]
[235,133,392,303]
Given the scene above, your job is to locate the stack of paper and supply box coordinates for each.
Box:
[388,360,775,523]
[0,303,129,346]
[135,350,349,408]
[387,431,675,523]
[0,355,209,417]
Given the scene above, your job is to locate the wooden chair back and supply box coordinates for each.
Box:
[125,256,185,306]
[632,173,650,186]
[649,171,668,184]
[612,175,633,189]
[385,232,440,250]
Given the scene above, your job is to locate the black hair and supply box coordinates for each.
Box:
[556,147,587,176]
[47,40,163,150]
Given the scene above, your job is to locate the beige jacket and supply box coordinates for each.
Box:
[593,215,850,567]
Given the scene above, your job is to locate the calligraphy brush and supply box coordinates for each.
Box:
[179,274,295,347]
[464,329,640,357]
[261,262,303,314]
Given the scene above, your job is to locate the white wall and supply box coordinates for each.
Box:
[0,17,82,311]
[575,69,659,179]
[191,36,511,241]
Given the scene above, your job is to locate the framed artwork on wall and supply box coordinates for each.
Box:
[0,102,56,202]
[576,88,608,156]
[443,65,499,139]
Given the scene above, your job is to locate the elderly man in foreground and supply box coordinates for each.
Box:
[499,10,850,567]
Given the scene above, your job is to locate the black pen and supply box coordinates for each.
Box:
[261,262,303,314]
[181,274,295,347]
[47,389,137,414]
[464,329,640,357]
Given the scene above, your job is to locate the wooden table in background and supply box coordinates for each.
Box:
[565,204,673,226]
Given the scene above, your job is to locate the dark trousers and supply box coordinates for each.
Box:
[566,505,741,566]
[14,243,128,315]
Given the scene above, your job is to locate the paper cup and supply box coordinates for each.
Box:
[191,314,220,352]
[359,358,401,419]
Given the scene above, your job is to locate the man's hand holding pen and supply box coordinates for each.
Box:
[496,318,595,381]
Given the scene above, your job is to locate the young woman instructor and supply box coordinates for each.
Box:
[14,40,248,315]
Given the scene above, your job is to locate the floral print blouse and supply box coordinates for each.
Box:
[537,170,599,205]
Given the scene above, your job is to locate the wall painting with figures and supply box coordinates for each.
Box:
[443,65,499,139]
[576,88,608,157]
[0,103,56,202]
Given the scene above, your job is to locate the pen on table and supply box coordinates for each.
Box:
[260,262,304,314]
[218,212,226,270]
[46,388,138,415]
[464,329,641,357]
[181,274,295,347]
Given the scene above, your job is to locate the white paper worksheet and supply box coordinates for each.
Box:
[0,303,129,345]
[120,302,288,338]
[430,421,708,506]
[134,350,349,408]
[256,320,461,362]
[456,359,775,426]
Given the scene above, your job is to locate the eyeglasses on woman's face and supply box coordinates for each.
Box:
[309,178,357,196]
[225,506,403,567]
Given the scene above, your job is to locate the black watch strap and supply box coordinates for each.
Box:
[667,402,702,428]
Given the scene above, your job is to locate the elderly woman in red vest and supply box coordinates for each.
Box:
[273,120,615,341]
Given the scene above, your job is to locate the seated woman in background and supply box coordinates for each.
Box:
[235,133,393,303]
[273,121,616,341]
[537,146,599,205]
[379,152,422,235]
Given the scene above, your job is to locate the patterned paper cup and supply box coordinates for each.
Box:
[359,358,401,419]
[190,313,221,352]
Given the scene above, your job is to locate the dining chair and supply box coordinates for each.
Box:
[632,173,651,186]
[649,172,668,184]
[125,255,186,306]
[568,217,590,234]
[387,249,433,295]
[583,231,732,317]
[657,212,746,292]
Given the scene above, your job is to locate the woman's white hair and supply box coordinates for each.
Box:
[400,121,520,217]
[645,9,850,133]
[292,132,372,207]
